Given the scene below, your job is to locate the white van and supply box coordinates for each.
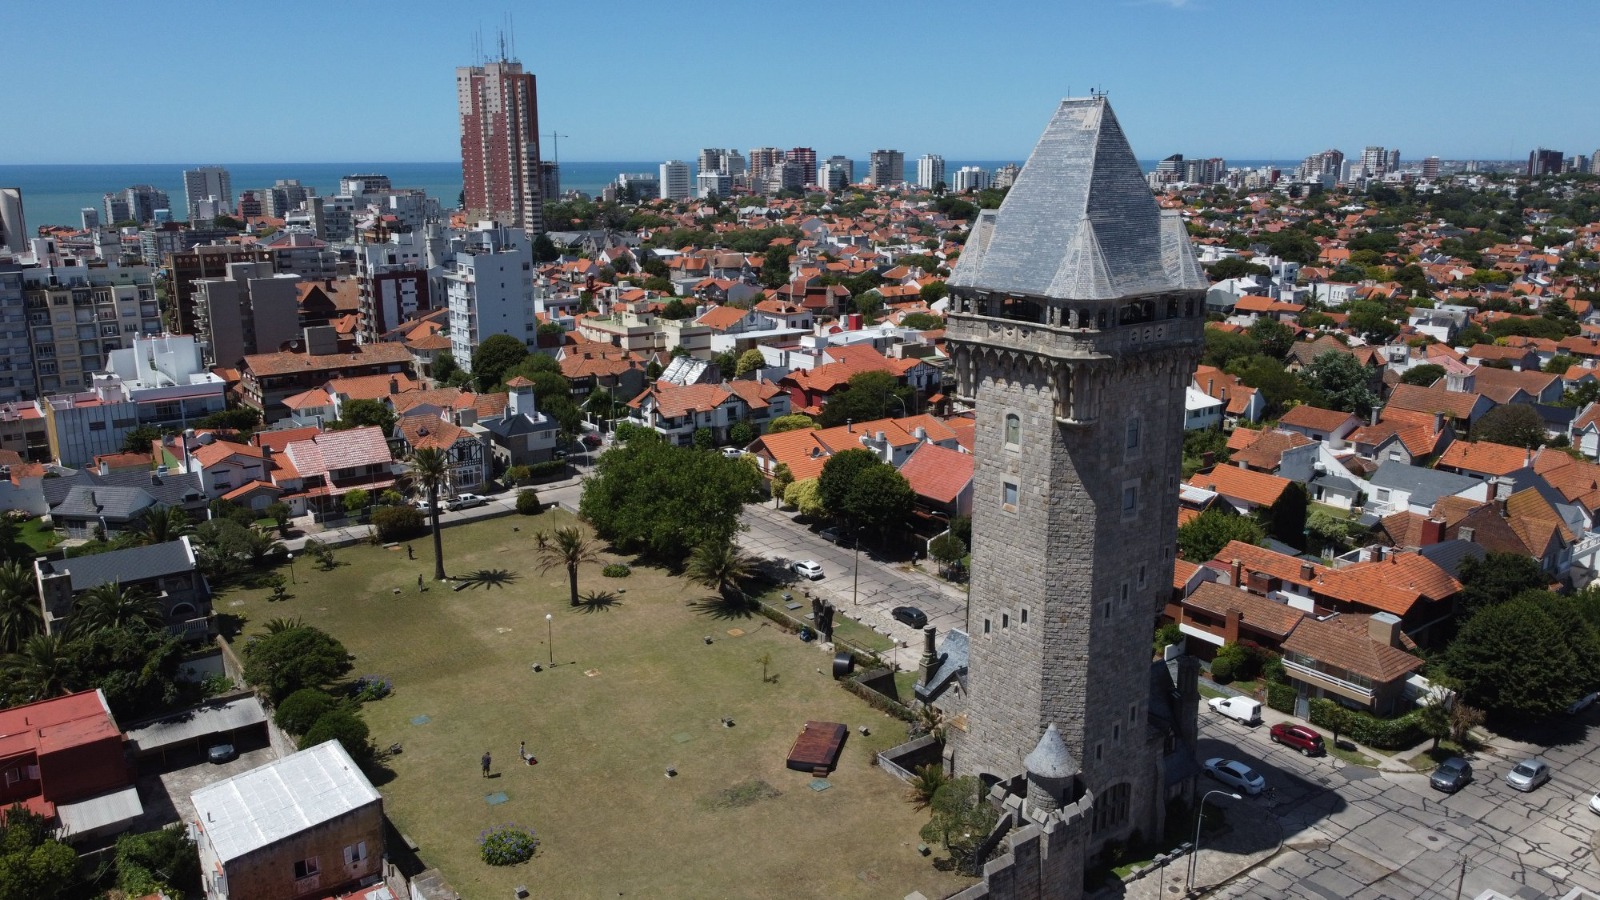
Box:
[1208,696,1263,726]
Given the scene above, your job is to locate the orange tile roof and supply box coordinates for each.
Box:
[1186,465,1293,509]
[253,426,320,452]
[630,382,743,419]
[326,372,418,401]
[1281,615,1424,683]
[1172,558,1201,590]
[895,443,972,505]
[191,440,264,469]
[1279,405,1358,434]
[1213,540,1325,589]
[1385,383,1482,420]
[1230,429,1312,472]
[1437,439,1530,477]
[1313,552,1460,617]
[695,305,751,331]
[243,342,412,378]
[1184,582,1305,639]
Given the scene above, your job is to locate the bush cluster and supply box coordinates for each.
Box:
[524,460,568,481]
[1265,681,1296,714]
[516,489,542,515]
[372,505,425,541]
[479,823,539,866]
[1307,697,1425,749]
[601,563,630,578]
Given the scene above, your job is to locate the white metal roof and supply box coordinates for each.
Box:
[191,740,380,862]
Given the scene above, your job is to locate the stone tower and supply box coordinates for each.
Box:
[944,97,1207,853]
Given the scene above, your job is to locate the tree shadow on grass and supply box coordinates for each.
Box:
[457,568,520,590]
[689,594,756,620]
[573,590,622,614]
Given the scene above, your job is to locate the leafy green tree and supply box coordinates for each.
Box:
[1206,257,1271,281]
[0,804,78,900]
[471,334,530,391]
[273,688,339,734]
[409,447,449,582]
[1,634,74,703]
[919,281,948,304]
[68,583,163,637]
[900,312,944,330]
[929,532,967,574]
[242,625,353,702]
[1400,364,1446,386]
[1229,355,1305,411]
[853,290,885,323]
[1177,509,1265,563]
[760,246,791,289]
[300,707,374,767]
[342,489,371,519]
[727,420,757,447]
[196,406,262,432]
[1247,319,1296,359]
[1417,693,1452,750]
[579,432,760,561]
[767,414,817,433]
[818,449,882,520]
[114,825,199,900]
[1260,482,1310,549]
[1201,328,1260,370]
[1303,351,1377,415]
[1471,403,1545,449]
[121,424,162,454]
[265,501,292,536]
[431,351,464,387]
[530,232,560,263]
[331,398,396,437]
[1544,354,1579,375]
[784,479,825,517]
[1457,552,1548,612]
[918,776,999,874]
[1347,300,1401,343]
[843,464,914,537]
[371,505,424,541]
[770,463,794,509]
[1445,592,1600,718]
[536,526,601,607]
[693,428,716,451]
[734,349,765,377]
[685,538,755,603]
[816,370,914,427]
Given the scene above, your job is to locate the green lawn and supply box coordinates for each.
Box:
[222,513,972,900]
[17,517,60,554]
[752,588,896,653]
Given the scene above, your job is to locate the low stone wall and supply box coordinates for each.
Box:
[877,734,941,783]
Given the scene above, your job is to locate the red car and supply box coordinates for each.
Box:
[1269,722,1325,756]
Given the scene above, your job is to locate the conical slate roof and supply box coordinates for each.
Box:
[948,96,1207,302]
[1023,722,1077,779]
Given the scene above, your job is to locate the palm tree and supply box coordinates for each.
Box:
[685,538,755,603]
[3,633,74,702]
[69,582,164,636]
[409,447,450,582]
[537,526,600,607]
[0,562,41,653]
[127,505,194,547]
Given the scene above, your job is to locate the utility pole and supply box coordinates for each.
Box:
[543,132,570,165]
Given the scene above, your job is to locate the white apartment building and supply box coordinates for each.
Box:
[191,261,303,368]
[21,256,164,395]
[660,161,691,201]
[953,165,991,192]
[818,163,849,192]
[916,154,945,191]
[182,167,232,222]
[446,221,534,373]
[697,172,732,200]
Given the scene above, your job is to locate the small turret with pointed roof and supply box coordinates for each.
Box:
[505,376,535,418]
[1023,723,1078,815]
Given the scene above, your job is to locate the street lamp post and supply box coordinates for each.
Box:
[545,613,553,667]
[286,552,295,584]
[851,526,861,606]
[1187,789,1241,894]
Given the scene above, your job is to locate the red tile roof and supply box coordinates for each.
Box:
[1187,466,1293,509]
[895,443,972,505]
[1436,439,1530,477]
[1281,615,1425,682]
[1278,405,1358,434]
[1184,581,1305,639]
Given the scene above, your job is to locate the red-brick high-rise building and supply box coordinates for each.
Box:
[457,59,543,236]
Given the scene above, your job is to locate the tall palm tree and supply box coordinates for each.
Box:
[127,505,194,547]
[685,538,755,604]
[537,526,600,607]
[3,633,74,702]
[69,582,164,636]
[0,562,41,653]
[409,447,449,582]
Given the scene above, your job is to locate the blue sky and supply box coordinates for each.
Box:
[3,0,1596,164]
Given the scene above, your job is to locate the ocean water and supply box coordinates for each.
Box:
[0,159,1296,230]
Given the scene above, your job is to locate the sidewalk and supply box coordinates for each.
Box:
[1095,805,1284,899]
[1202,675,1426,774]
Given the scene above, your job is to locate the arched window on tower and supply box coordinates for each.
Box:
[1004,413,1020,447]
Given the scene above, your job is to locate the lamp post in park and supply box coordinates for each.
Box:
[1186,789,1241,895]
[546,613,554,667]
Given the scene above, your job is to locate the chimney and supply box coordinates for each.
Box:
[1230,558,1243,587]
[389,376,399,394]
[1370,404,1382,426]
[846,419,853,433]
[1374,545,1385,562]
[1421,517,1445,546]
[917,626,939,689]
[1433,411,1444,434]
[1224,608,1242,644]
[1300,561,1315,581]
[1367,611,1402,648]
[1460,525,1475,542]
[1207,378,1215,395]
[98,459,109,476]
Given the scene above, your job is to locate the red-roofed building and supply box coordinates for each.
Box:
[895,442,974,517]
[276,427,397,519]
[627,380,791,446]
[0,689,140,838]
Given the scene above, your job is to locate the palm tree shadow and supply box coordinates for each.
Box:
[458,569,519,590]
[573,590,622,614]
[688,594,755,620]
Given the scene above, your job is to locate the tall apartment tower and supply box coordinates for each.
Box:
[0,188,25,255]
[659,161,691,201]
[748,148,785,186]
[698,148,727,175]
[917,154,946,190]
[868,150,905,186]
[457,58,544,236]
[182,167,233,222]
[1422,156,1441,179]
[1361,146,1387,177]
[1528,148,1564,177]
[786,148,817,184]
[945,97,1206,863]
[823,155,854,184]
[1386,149,1401,173]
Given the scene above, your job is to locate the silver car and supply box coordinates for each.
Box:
[1505,758,1550,792]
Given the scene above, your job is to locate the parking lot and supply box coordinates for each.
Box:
[1196,705,1600,900]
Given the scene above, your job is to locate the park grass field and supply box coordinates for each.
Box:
[222,511,973,900]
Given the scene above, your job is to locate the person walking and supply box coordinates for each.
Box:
[481,751,492,777]
[418,573,424,592]
[407,544,415,560]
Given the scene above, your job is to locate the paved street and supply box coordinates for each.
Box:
[736,502,969,666]
[1191,709,1600,900]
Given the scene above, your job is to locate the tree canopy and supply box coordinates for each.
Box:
[1471,403,1545,449]
[1399,363,1446,387]
[1445,591,1600,719]
[330,398,396,437]
[1177,508,1264,563]
[1457,552,1549,612]
[1302,351,1377,415]
[471,335,530,391]
[241,625,353,702]
[815,371,914,427]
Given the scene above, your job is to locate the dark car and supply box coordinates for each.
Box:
[1269,722,1325,756]
[1430,757,1472,793]
[892,606,928,629]
[207,743,238,764]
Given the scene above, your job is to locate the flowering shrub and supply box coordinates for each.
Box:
[479,823,539,866]
[601,563,630,578]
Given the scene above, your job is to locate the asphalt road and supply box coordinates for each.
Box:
[1197,707,1600,900]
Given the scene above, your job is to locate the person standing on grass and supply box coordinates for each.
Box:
[481,751,491,777]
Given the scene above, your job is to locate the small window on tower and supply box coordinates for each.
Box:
[1020,608,1028,624]
[1002,481,1019,510]
[1113,724,1120,742]
[1122,484,1138,516]
[1125,418,1140,451]
[1103,600,1112,619]
[1138,564,1147,588]
[1004,413,1020,446]
[1002,613,1009,628]
[984,618,992,635]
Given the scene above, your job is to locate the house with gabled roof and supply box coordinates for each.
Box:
[275,426,397,520]
[895,441,973,518]
[1436,439,1533,482]
[1277,404,1361,448]
[35,537,211,641]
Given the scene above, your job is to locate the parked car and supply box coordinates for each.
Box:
[1269,723,1325,756]
[1207,696,1263,726]
[449,493,488,511]
[1429,757,1473,793]
[721,447,743,459]
[819,527,854,547]
[207,743,238,764]
[582,433,603,448]
[892,606,929,629]
[414,499,436,514]
[1568,691,1599,715]
[792,560,825,580]
[1505,758,1551,792]
[1203,757,1265,796]
[1589,791,1600,815]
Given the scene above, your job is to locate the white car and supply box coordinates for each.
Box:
[415,499,437,514]
[1589,791,1600,815]
[1208,696,1263,726]
[449,493,488,511]
[792,560,825,580]
[1203,757,1266,796]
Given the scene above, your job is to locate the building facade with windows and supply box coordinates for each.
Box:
[445,221,534,373]
[457,58,543,236]
[868,150,904,186]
